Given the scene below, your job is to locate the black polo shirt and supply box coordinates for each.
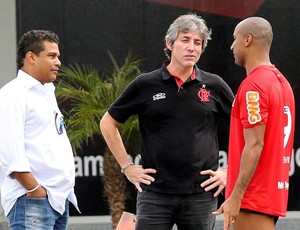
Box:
[108,63,234,194]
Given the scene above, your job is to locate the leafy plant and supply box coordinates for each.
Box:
[55,51,142,229]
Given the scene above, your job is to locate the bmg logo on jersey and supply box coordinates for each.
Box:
[246,91,262,124]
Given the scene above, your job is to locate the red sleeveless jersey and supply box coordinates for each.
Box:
[226,65,295,217]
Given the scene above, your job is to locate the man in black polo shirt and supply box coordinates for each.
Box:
[100,13,234,230]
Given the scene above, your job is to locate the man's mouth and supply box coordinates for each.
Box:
[52,69,59,73]
[185,55,195,59]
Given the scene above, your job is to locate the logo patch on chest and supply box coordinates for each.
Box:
[198,84,210,102]
[153,92,166,101]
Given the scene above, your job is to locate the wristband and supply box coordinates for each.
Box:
[27,184,40,193]
[121,162,134,173]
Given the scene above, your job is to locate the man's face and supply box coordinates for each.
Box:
[32,41,61,84]
[231,28,246,67]
[167,30,203,68]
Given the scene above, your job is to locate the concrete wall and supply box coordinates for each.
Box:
[0,0,17,88]
[0,0,16,220]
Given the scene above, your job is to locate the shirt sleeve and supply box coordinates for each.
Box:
[219,78,235,125]
[0,88,31,177]
[108,77,141,123]
[238,81,268,128]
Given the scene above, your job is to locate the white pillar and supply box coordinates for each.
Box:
[0,0,16,225]
[0,0,17,88]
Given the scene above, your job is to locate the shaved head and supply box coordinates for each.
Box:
[235,17,273,47]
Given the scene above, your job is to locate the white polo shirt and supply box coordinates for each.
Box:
[0,70,79,216]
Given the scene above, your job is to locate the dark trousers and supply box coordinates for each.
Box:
[135,190,217,230]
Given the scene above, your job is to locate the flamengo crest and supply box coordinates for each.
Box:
[198,84,210,102]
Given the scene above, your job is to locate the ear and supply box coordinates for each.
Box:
[244,34,253,47]
[25,51,36,65]
[166,39,173,51]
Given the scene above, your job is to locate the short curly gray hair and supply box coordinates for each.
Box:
[164,13,212,59]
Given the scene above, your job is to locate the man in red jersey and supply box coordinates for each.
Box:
[213,17,295,230]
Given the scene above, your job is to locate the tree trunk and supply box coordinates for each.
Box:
[102,147,129,230]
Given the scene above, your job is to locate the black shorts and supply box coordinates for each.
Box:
[240,208,279,225]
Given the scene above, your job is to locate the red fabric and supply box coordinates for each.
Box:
[147,0,264,19]
[171,69,196,88]
[226,65,295,217]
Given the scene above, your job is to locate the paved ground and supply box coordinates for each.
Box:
[0,212,299,229]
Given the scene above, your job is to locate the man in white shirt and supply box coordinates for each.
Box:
[0,30,79,229]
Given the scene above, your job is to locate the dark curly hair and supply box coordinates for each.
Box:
[17,30,59,69]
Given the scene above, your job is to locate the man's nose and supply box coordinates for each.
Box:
[187,42,195,51]
[55,57,61,66]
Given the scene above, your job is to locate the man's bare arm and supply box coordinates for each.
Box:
[100,112,156,192]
